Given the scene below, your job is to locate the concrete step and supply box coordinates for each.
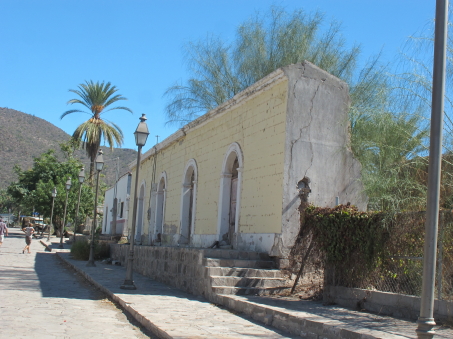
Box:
[206,266,283,278]
[205,257,275,269]
[210,276,286,288]
[203,248,271,261]
[212,286,291,296]
[212,294,431,339]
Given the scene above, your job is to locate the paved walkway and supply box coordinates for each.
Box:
[4,226,453,338]
[45,238,453,338]
[54,254,297,338]
[0,228,154,338]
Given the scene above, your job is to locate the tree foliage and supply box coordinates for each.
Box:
[356,7,453,211]
[351,111,429,211]
[165,6,433,212]
[164,7,387,126]
[0,189,15,214]
[61,80,132,182]
[7,148,95,230]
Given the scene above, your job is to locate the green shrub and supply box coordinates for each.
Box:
[71,238,90,260]
[70,238,111,261]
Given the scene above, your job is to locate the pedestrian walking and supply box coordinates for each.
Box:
[22,222,34,254]
[0,217,8,247]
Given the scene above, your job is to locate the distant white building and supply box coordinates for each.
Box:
[103,172,132,236]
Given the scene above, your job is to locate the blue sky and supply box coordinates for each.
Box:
[0,0,436,152]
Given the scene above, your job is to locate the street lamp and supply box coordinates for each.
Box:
[73,167,85,244]
[47,187,57,242]
[59,177,72,249]
[121,114,149,290]
[87,150,104,267]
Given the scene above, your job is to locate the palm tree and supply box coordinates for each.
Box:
[61,80,132,182]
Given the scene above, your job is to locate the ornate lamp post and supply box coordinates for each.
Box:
[87,150,104,267]
[47,187,57,242]
[121,114,149,290]
[73,167,85,244]
[59,178,72,249]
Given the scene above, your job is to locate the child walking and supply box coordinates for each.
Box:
[22,222,34,254]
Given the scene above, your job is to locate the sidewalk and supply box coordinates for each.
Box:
[0,229,155,338]
[44,239,453,339]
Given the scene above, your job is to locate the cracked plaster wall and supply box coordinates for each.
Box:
[124,62,365,258]
[273,61,366,258]
[127,75,289,249]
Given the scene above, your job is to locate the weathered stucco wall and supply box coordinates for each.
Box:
[125,62,365,256]
[129,74,289,249]
[271,62,366,257]
[103,173,131,236]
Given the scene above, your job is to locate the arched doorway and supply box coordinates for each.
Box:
[217,143,243,246]
[180,159,198,244]
[135,183,145,243]
[154,173,167,241]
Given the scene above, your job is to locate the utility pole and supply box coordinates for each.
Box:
[416,1,448,338]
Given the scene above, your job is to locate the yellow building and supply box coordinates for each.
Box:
[126,61,365,258]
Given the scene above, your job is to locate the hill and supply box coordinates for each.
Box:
[0,107,137,189]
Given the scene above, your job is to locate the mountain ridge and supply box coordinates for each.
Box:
[0,107,137,189]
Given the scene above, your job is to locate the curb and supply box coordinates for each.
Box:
[55,253,172,339]
[54,252,432,339]
[209,294,411,339]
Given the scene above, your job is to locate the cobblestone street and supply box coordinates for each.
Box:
[0,228,154,339]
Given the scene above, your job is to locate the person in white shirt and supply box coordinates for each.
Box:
[22,222,34,254]
[0,217,8,247]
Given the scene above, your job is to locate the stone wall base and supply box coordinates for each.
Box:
[324,285,453,324]
[110,244,213,297]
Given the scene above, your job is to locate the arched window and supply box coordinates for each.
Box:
[217,143,244,246]
[154,172,167,242]
[180,159,198,244]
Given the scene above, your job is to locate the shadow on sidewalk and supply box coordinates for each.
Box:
[34,252,104,300]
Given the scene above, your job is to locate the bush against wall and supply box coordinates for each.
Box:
[290,204,389,289]
[291,204,453,298]
[70,238,110,261]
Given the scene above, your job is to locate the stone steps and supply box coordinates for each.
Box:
[205,257,275,269]
[206,266,282,278]
[212,286,290,296]
[205,250,289,296]
[203,248,271,261]
[210,275,286,288]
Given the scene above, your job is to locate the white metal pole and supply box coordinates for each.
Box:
[416,1,448,337]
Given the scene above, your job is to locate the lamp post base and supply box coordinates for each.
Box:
[86,260,96,267]
[416,317,436,339]
[120,280,136,290]
[58,243,64,249]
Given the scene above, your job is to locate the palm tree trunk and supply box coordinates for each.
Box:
[89,154,96,187]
